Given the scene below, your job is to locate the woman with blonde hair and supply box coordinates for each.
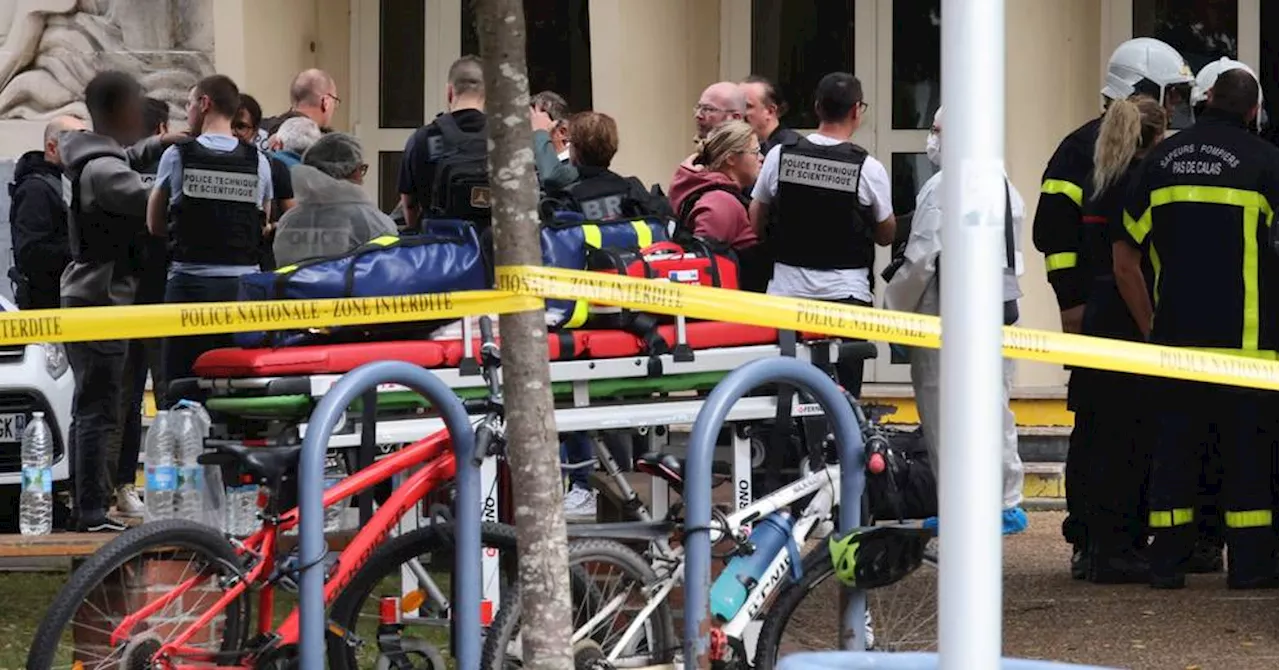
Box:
[668,120,768,290]
[1076,94,1169,583]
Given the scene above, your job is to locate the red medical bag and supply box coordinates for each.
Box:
[586,239,739,289]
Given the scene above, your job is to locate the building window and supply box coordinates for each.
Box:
[1132,0,1238,72]
[892,0,941,130]
[378,151,404,213]
[379,0,426,129]
[751,0,855,130]
[891,153,939,216]
[460,0,593,112]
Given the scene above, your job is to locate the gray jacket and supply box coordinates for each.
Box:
[57,132,163,307]
[273,165,398,267]
[533,130,577,192]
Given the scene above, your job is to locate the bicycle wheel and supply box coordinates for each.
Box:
[328,521,520,670]
[753,537,938,668]
[481,538,677,670]
[27,519,248,670]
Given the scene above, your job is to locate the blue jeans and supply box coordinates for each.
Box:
[162,273,242,407]
[561,432,595,490]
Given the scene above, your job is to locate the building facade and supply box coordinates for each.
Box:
[0,0,1274,393]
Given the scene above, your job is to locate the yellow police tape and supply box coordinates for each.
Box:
[0,265,1273,391]
[496,266,1279,391]
[0,290,541,345]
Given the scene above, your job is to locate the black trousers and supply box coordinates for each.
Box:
[1148,379,1279,582]
[1084,382,1154,552]
[66,339,128,520]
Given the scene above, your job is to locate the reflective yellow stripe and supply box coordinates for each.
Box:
[564,299,590,328]
[631,220,653,248]
[1149,243,1161,306]
[1225,510,1274,528]
[1041,179,1083,208]
[368,235,398,246]
[275,263,298,274]
[1123,208,1153,245]
[1045,252,1078,271]
[582,224,602,249]
[1143,185,1274,351]
[1149,508,1195,528]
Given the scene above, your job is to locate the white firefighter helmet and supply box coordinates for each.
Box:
[1102,37,1195,102]
[1192,56,1263,107]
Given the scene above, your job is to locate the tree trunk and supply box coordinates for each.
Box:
[475,2,574,669]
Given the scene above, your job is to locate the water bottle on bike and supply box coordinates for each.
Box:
[710,511,798,622]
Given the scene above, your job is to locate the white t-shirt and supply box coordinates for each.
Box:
[752,133,893,302]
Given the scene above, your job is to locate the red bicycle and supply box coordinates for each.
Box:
[29,323,517,669]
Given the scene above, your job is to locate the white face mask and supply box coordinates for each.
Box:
[925,131,942,166]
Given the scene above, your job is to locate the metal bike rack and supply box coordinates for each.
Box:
[683,357,868,666]
[296,361,483,670]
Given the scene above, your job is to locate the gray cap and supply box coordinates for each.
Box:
[303,132,365,180]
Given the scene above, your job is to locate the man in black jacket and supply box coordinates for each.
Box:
[8,115,85,309]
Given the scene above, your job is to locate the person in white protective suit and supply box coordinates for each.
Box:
[884,106,1028,535]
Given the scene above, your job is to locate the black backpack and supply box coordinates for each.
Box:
[429,114,491,228]
[540,175,675,223]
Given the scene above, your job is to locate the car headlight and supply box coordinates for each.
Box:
[40,343,68,379]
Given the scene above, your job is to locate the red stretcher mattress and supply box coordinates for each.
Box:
[192,322,789,378]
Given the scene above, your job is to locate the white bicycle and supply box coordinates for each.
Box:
[481,388,940,669]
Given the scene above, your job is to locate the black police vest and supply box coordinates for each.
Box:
[168,140,263,265]
[773,138,876,270]
[562,167,657,220]
[65,149,143,264]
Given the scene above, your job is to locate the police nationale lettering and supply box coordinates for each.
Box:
[1158,349,1274,384]
[778,154,860,193]
[235,302,322,324]
[0,315,63,341]
[182,168,259,203]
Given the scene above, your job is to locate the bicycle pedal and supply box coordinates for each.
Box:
[328,620,364,648]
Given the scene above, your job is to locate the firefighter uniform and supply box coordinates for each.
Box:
[1031,117,1103,565]
[1121,106,1279,589]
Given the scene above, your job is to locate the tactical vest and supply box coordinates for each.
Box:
[168,140,263,265]
[64,149,141,264]
[773,137,876,270]
[558,167,665,220]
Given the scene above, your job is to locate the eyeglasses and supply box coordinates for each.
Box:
[324,93,342,106]
[358,164,369,176]
[694,104,729,116]
[856,101,869,114]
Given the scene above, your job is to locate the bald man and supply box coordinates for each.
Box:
[694,81,746,140]
[8,114,85,308]
[264,68,339,136]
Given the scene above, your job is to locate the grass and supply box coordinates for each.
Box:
[0,565,452,669]
[0,571,64,669]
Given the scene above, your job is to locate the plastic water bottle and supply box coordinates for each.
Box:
[144,411,178,523]
[19,412,53,536]
[225,475,259,537]
[709,511,796,622]
[323,451,348,533]
[174,410,205,521]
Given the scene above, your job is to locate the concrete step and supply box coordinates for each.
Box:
[1022,461,1066,511]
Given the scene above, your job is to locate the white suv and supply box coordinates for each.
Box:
[0,295,74,487]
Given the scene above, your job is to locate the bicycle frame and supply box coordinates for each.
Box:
[124,426,459,669]
[591,462,842,664]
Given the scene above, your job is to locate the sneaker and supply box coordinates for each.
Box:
[115,484,145,518]
[563,486,597,521]
[76,515,128,533]
[920,507,1029,536]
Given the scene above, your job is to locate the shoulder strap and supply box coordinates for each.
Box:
[677,182,749,227]
[1004,179,1015,270]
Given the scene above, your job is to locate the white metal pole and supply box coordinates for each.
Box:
[939,0,1005,669]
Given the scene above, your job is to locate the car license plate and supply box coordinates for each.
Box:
[0,413,29,442]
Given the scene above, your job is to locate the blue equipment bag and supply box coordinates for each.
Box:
[234,220,487,347]
[538,214,671,328]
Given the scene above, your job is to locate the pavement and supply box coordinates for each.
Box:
[1000,511,1277,669]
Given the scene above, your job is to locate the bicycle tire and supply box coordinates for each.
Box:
[327,521,519,670]
[481,538,677,670]
[27,519,248,670]
[754,538,939,667]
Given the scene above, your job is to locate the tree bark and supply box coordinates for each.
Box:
[475,2,574,669]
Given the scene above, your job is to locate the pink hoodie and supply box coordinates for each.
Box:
[668,163,758,250]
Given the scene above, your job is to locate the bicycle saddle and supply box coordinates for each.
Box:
[634,452,732,493]
[202,442,303,482]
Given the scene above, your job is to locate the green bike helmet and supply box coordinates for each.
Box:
[829,525,933,589]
